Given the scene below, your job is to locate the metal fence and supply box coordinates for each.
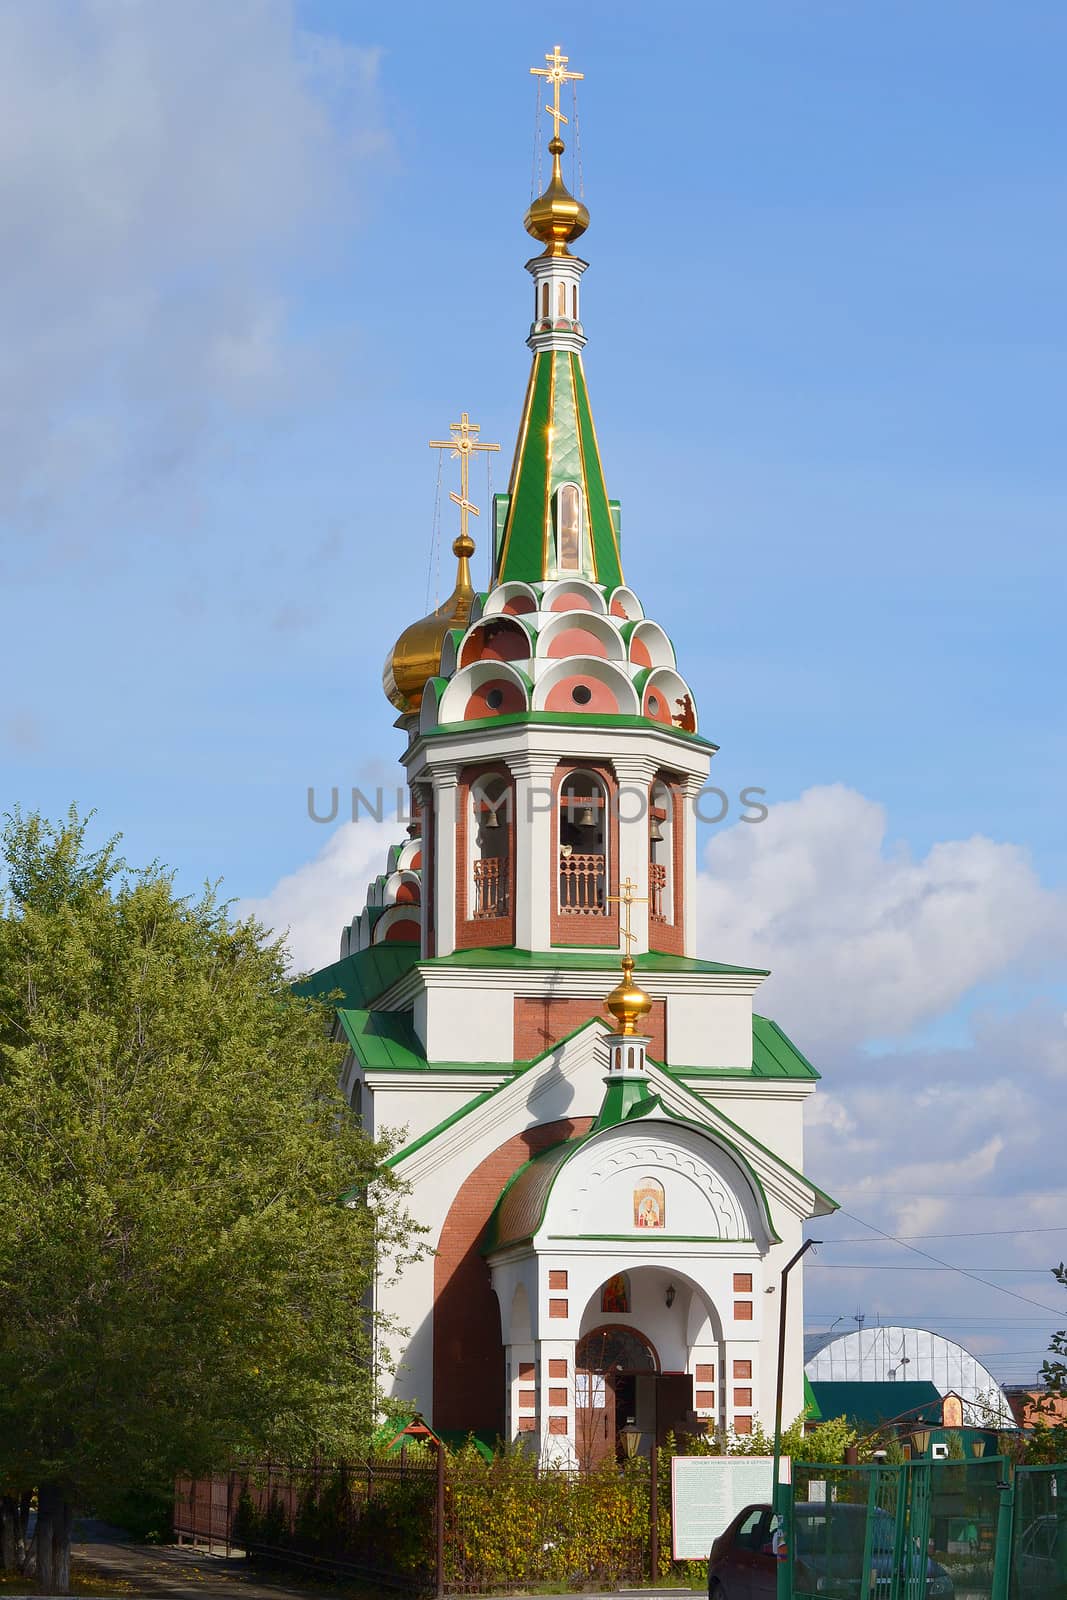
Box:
[176,1457,441,1593]
[787,1459,1011,1600]
[1011,1464,1067,1600]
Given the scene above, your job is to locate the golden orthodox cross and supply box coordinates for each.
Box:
[607,876,648,954]
[429,412,500,543]
[530,43,584,140]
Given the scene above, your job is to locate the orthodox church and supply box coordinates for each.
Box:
[300,47,835,1465]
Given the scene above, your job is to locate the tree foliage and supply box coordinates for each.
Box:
[0,808,416,1585]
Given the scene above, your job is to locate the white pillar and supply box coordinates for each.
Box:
[611,753,657,954]
[431,768,459,957]
[510,752,557,950]
[681,773,702,958]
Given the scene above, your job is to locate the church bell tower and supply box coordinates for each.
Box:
[303,44,835,1463]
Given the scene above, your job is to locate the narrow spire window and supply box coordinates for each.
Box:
[558,281,567,317]
[541,282,550,319]
[556,483,582,572]
[572,283,578,319]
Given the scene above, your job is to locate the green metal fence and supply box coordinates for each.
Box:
[1011,1464,1067,1600]
[783,1458,1011,1600]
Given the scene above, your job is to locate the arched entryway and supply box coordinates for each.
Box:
[575,1324,658,1468]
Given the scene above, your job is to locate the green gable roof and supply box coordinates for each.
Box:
[495,351,623,589]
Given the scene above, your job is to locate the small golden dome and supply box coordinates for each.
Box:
[604,955,653,1037]
[524,137,589,257]
[383,535,476,715]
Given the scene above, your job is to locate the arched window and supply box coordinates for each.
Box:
[558,280,567,317]
[471,773,510,920]
[558,770,607,918]
[649,780,673,925]
[556,483,582,572]
[572,282,578,319]
[541,281,549,318]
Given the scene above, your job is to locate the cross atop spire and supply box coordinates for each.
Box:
[429,412,500,549]
[530,43,583,141]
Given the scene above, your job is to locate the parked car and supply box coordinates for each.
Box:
[708,1500,954,1600]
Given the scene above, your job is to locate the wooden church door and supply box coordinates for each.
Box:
[574,1370,616,1469]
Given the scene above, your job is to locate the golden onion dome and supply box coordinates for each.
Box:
[604,955,653,1037]
[524,137,589,256]
[382,533,476,714]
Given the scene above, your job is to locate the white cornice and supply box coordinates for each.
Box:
[364,1070,512,1094]
[403,721,712,786]
[373,962,767,1014]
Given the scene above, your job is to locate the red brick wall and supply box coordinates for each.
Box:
[432,1117,594,1436]
[514,996,667,1063]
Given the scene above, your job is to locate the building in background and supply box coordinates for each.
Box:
[805,1325,1014,1430]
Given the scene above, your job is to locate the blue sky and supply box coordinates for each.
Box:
[2,1,1065,1384]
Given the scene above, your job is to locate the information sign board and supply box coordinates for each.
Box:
[670,1455,791,1561]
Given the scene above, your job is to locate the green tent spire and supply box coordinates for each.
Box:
[492,102,623,591]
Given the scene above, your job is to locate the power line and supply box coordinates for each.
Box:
[832,1210,1065,1317]
[810,1264,1060,1273]
[820,1227,1067,1243]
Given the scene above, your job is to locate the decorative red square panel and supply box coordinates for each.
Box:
[549,1297,568,1318]
[734,1300,753,1321]
[695,1389,716,1408]
[696,1364,715,1383]
[733,1360,752,1379]
[549,1358,568,1378]
[548,1416,568,1435]
[548,1269,568,1290]
[517,1417,536,1433]
[733,1272,753,1292]
[734,1416,753,1435]
[733,1387,752,1407]
[519,1362,535,1380]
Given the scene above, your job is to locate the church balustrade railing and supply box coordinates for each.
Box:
[472,856,509,918]
[558,850,607,915]
[649,862,667,923]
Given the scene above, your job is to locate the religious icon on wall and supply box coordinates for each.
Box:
[633,1177,665,1229]
[601,1272,630,1314]
[942,1393,964,1429]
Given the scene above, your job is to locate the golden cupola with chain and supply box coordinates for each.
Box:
[383,413,500,715]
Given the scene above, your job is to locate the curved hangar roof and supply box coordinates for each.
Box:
[804,1325,1013,1426]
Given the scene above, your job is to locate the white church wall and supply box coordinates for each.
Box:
[419,983,514,1062]
[666,990,754,1069]
[682,1083,814,1171]
[367,1075,512,1145]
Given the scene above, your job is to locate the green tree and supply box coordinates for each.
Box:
[0,809,416,1591]
[1030,1261,1067,1461]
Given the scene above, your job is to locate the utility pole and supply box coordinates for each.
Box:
[773,1238,818,1600]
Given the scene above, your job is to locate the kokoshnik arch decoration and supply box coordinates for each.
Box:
[296,44,837,1466]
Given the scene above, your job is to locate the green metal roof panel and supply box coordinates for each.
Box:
[425,709,718,751]
[497,351,552,582]
[572,354,623,590]
[751,1015,821,1079]
[419,948,768,977]
[807,1382,942,1430]
[338,1008,426,1070]
[293,943,421,1009]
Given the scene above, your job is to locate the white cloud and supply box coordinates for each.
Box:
[239,818,404,974]
[0,0,385,518]
[698,784,1067,1047]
